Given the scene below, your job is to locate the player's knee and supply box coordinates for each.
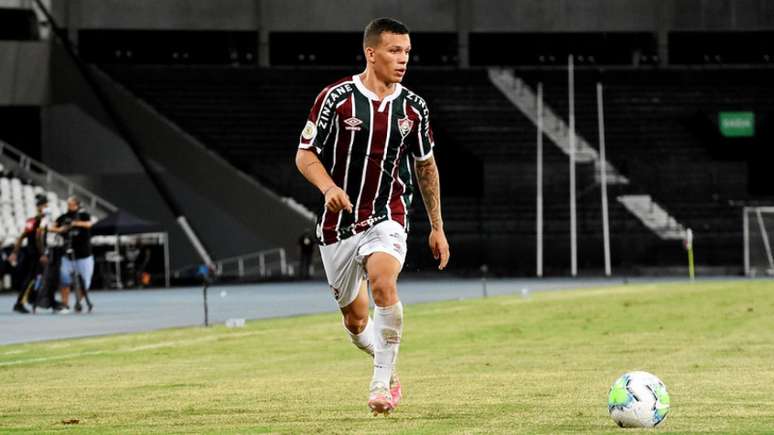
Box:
[343,313,368,334]
[370,275,397,305]
[370,274,396,294]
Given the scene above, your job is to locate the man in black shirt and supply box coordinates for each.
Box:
[51,196,94,313]
[9,193,50,314]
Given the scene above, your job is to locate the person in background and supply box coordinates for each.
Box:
[9,193,51,314]
[50,196,94,313]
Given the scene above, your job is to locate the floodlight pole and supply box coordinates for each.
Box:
[536,82,544,277]
[597,82,612,276]
[568,55,578,276]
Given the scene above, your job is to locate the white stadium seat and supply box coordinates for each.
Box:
[0,178,75,236]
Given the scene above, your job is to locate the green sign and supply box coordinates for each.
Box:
[719,112,755,138]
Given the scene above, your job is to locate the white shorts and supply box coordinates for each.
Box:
[319,220,407,308]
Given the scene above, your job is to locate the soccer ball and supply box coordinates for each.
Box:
[608,371,670,428]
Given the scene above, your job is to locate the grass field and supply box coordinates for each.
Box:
[1,280,773,433]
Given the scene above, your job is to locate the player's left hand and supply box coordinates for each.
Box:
[428,228,449,270]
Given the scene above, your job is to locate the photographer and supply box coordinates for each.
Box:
[50,196,94,313]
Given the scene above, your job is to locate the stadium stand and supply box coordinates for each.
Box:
[100,65,772,273]
[517,68,774,266]
[0,162,125,258]
[0,165,67,244]
[0,140,118,242]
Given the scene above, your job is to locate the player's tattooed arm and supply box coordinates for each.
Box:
[414,156,443,230]
[415,155,450,270]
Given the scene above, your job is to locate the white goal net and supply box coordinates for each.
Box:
[744,207,774,277]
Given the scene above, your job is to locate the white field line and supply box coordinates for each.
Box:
[0,330,261,367]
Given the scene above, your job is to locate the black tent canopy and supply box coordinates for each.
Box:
[92,210,162,235]
[92,210,169,287]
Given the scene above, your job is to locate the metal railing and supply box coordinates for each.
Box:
[215,248,287,278]
[0,140,118,218]
[174,247,289,280]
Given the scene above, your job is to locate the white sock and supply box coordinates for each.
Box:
[371,301,403,389]
[345,317,375,357]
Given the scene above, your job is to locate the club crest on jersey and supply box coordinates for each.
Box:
[343,117,363,131]
[398,117,414,138]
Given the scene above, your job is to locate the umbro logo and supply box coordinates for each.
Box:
[343,117,363,131]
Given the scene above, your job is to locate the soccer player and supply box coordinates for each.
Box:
[295,17,450,415]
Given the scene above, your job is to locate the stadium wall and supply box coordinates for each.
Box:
[52,0,774,67]
[54,0,774,33]
[0,41,48,105]
[41,103,201,269]
[44,42,316,268]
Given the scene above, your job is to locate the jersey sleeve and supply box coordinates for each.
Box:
[298,87,336,155]
[408,98,435,161]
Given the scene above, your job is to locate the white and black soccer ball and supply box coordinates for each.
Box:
[608,371,670,428]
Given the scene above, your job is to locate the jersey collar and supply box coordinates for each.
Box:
[353,74,403,104]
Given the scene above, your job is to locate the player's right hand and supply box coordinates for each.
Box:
[324,186,353,214]
[429,228,450,270]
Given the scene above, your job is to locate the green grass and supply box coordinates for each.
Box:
[2,280,774,433]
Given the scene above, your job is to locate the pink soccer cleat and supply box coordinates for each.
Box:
[389,372,402,408]
[368,382,395,416]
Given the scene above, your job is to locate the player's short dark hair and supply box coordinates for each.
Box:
[363,17,409,47]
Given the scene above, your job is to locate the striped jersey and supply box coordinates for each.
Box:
[298,74,435,245]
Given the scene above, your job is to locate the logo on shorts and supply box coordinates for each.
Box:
[393,243,404,254]
[397,117,414,138]
[343,117,363,131]
[331,287,340,299]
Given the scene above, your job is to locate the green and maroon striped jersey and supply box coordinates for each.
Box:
[298,74,435,245]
